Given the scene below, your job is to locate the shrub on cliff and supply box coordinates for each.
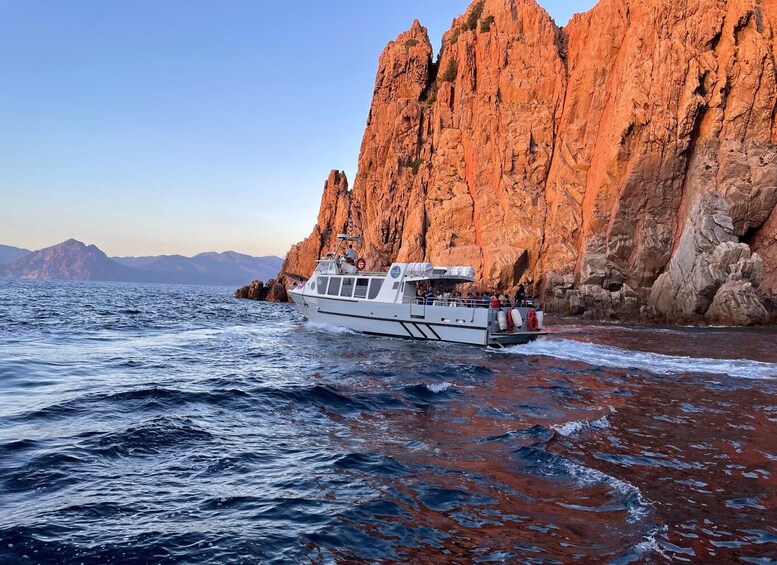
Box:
[480,15,495,33]
[441,59,458,82]
[464,1,484,31]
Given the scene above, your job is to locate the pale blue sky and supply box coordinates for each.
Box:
[0,0,596,257]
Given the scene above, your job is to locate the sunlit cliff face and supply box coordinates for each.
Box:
[283,0,777,325]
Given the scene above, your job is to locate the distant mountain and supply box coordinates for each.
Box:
[1,239,138,281]
[1,239,283,287]
[0,244,31,266]
[112,251,283,286]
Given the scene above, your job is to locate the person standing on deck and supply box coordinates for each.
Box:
[514,284,526,306]
[344,245,357,265]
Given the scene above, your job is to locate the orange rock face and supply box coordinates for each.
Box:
[282,0,777,324]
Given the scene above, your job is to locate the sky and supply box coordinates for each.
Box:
[0,0,597,257]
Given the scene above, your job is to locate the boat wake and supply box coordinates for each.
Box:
[303,321,357,335]
[504,338,777,379]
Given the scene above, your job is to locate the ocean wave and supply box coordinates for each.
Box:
[560,458,651,522]
[478,424,555,447]
[84,415,214,458]
[612,525,671,564]
[8,386,252,422]
[512,447,652,522]
[401,382,458,401]
[503,338,777,379]
[426,382,454,393]
[553,415,611,437]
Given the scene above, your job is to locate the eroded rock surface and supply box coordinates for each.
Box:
[649,193,765,324]
[235,279,289,303]
[282,0,777,325]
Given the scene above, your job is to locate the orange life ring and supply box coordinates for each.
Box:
[527,309,539,332]
[506,308,515,332]
[356,258,367,271]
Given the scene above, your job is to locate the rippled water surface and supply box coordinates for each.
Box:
[1,279,777,563]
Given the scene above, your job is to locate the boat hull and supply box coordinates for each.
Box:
[289,290,544,347]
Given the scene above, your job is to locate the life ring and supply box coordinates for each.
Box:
[527,309,539,332]
[356,258,367,271]
[506,308,515,332]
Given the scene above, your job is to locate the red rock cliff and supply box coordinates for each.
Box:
[282,0,777,324]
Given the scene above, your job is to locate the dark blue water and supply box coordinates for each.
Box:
[1,279,776,563]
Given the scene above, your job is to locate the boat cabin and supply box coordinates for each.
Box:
[301,259,477,305]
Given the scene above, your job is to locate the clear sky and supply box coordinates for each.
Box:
[0,0,596,257]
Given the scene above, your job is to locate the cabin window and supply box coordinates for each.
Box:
[354,278,369,298]
[327,277,341,296]
[368,279,383,299]
[392,282,399,290]
[341,277,355,297]
[317,277,328,294]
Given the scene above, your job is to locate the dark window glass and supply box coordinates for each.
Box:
[317,277,328,294]
[354,278,369,298]
[368,279,383,299]
[341,277,355,297]
[327,278,341,296]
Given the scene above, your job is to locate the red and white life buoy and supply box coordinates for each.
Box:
[506,309,515,332]
[356,258,367,271]
[527,309,539,332]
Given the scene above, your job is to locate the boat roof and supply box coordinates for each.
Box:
[314,260,475,283]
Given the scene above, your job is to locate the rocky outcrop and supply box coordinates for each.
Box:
[234,279,289,303]
[282,170,351,279]
[282,0,777,325]
[648,192,766,324]
[706,281,768,325]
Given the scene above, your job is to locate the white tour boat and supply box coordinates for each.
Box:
[288,236,546,347]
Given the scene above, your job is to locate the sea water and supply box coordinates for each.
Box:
[1,279,776,563]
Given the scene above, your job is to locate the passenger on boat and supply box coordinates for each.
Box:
[344,245,357,265]
[514,284,526,306]
[424,287,434,305]
[490,294,501,309]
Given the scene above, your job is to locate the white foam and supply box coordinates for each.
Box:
[427,382,454,393]
[562,459,651,522]
[504,338,777,379]
[630,525,670,560]
[304,321,356,335]
[553,415,610,437]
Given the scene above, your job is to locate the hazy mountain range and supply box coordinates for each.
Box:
[0,239,283,287]
[0,244,31,266]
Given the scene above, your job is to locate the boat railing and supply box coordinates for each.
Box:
[401,297,494,309]
[400,297,539,309]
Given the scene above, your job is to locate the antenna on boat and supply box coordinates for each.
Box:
[337,211,363,244]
